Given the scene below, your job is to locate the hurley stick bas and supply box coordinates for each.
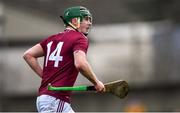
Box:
[48,80,129,99]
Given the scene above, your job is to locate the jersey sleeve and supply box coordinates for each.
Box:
[40,34,55,52]
[73,36,89,54]
[39,38,47,52]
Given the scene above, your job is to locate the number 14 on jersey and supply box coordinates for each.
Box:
[45,41,64,67]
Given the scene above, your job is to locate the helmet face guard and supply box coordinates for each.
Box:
[63,6,92,27]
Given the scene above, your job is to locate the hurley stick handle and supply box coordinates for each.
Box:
[48,84,96,91]
[86,86,96,91]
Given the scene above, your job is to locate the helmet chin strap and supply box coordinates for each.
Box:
[60,16,88,36]
[69,17,81,29]
[60,16,79,30]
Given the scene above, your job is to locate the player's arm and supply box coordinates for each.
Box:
[23,43,44,78]
[73,50,105,92]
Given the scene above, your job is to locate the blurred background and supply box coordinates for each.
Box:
[0,0,180,112]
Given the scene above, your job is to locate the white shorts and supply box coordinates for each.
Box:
[36,94,74,113]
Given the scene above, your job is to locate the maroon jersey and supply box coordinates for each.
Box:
[39,29,89,103]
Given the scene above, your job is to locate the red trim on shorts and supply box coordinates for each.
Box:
[57,99,65,112]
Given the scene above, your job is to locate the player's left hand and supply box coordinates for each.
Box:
[94,80,106,92]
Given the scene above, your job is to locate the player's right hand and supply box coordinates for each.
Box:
[94,80,105,92]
